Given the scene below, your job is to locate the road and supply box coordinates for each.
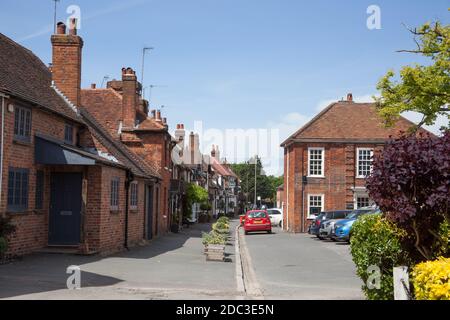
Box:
[240,226,365,300]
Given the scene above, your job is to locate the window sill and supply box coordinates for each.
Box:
[13,139,32,146]
[356,176,368,179]
[307,175,325,179]
[129,207,138,213]
[33,209,45,215]
[110,208,120,214]
[6,209,30,215]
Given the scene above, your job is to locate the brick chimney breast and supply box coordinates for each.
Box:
[121,67,138,128]
[51,21,83,107]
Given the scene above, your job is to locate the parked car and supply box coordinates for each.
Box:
[332,207,380,242]
[319,211,352,240]
[267,208,283,227]
[243,210,272,235]
[310,211,351,239]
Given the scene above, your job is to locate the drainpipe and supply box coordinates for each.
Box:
[124,170,134,250]
[0,93,9,211]
[286,148,289,231]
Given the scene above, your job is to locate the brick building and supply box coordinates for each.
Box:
[0,21,161,257]
[280,93,430,233]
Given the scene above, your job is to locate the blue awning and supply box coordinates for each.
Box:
[35,136,96,165]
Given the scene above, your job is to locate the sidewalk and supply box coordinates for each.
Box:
[0,221,239,300]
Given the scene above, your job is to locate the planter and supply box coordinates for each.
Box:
[205,244,225,261]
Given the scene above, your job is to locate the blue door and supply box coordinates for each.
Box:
[49,173,82,245]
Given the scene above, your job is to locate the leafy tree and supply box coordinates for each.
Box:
[374,21,450,131]
[366,131,450,262]
[230,158,283,206]
[184,183,209,219]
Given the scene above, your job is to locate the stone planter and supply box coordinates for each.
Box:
[205,244,225,261]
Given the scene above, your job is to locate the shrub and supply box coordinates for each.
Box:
[0,216,16,257]
[202,231,227,246]
[217,216,230,224]
[212,221,230,234]
[350,214,411,300]
[412,257,450,300]
[366,131,450,262]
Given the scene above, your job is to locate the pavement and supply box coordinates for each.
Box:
[0,221,239,300]
[0,220,364,300]
[240,226,365,300]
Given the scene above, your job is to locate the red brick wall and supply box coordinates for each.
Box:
[0,97,83,256]
[284,142,385,233]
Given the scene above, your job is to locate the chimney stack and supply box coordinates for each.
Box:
[211,145,216,158]
[155,110,162,121]
[51,20,83,106]
[347,93,353,102]
[121,67,138,128]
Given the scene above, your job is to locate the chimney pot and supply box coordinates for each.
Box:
[56,22,66,35]
[68,18,77,35]
[91,83,96,89]
[155,110,161,121]
[347,93,353,102]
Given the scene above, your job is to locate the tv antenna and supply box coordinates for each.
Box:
[101,75,110,88]
[52,0,60,33]
[141,47,154,90]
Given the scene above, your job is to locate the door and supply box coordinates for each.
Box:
[146,185,154,240]
[49,173,82,245]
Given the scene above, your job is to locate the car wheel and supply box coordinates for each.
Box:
[278,221,282,228]
[245,231,249,235]
[267,230,272,234]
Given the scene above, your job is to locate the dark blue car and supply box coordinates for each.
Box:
[332,207,381,242]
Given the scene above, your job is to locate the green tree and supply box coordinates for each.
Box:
[375,21,450,131]
[230,157,283,206]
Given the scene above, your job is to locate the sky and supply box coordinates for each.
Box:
[1,0,449,175]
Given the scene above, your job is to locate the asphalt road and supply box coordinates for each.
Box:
[241,227,365,300]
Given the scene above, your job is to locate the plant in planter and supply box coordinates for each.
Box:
[202,229,228,261]
[0,215,16,260]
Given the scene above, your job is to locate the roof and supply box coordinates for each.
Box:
[134,118,166,131]
[80,108,161,179]
[0,33,81,123]
[281,101,432,146]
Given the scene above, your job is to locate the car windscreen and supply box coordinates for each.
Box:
[247,211,267,218]
[346,209,372,219]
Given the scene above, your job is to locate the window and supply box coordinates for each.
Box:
[308,194,324,218]
[356,195,371,209]
[64,123,74,144]
[14,106,31,142]
[110,178,120,210]
[35,170,44,210]
[308,148,324,177]
[130,182,138,209]
[7,168,29,212]
[357,148,374,178]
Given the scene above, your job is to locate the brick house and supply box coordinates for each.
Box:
[0,21,161,257]
[81,69,175,236]
[280,93,430,233]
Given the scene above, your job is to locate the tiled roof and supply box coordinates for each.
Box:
[281,101,432,146]
[0,33,81,122]
[80,108,161,179]
[81,89,123,136]
[134,118,166,131]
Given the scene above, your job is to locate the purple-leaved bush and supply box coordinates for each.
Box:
[366,130,449,261]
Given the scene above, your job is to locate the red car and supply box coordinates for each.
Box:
[243,210,272,235]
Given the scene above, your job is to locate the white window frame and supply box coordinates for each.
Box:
[356,148,374,178]
[308,147,325,178]
[353,193,372,209]
[307,193,324,219]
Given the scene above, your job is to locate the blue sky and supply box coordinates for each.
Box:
[1,0,449,175]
